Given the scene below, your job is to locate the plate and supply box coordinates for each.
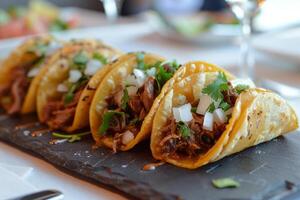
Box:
[0,114,299,200]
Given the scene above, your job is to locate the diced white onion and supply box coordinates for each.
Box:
[146,67,156,77]
[172,103,193,122]
[57,84,68,92]
[203,112,214,131]
[125,75,137,86]
[122,130,134,145]
[127,86,138,96]
[213,108,226,125]
[196,94,212,115]
[46,41,63,56]
[84,59,103,76]
[230,78,256,88]
[133,69,146,87]
[68,70,82,83]
[27,67,40,78]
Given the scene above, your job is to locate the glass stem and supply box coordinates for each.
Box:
[240,15,254,79]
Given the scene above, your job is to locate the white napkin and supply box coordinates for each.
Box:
[0,165,36,199]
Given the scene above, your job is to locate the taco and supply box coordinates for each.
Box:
[37,39,122,132]
[151,62,298,169]
[90,52,187,152]
[0,35,63,114]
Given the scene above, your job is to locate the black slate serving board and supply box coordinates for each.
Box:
[0,114,300,200]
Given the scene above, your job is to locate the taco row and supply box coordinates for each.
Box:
[0,36,298,169]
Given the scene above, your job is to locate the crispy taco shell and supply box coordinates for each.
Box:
[0,35,56,114]
[37,39,122,132]
[90,53,166,150]
[151,69,298,169]
[90,58,234,151]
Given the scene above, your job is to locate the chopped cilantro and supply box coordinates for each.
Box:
[235,84,250,94]
[121,87,129,110]
[177,121,191,139]
[136,52,145,70]
[207,102,216,113]
[99,111,125,135]
[93,52,107,64]
[73,51,89,66]
[212,178,240,189]
[63,84,76,104]
[202,72,229,102]
[219,102,231,111]
[191,107,197,113]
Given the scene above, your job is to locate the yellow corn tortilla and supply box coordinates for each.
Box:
[37,39,122,132]
[90,53,166,150]
[90,58,234,151]
[0,35,56,114]
[151,70,298,169]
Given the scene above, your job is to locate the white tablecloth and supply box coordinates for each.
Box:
[0,22,299,200]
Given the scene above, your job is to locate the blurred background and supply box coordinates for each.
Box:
[1,0,300,40]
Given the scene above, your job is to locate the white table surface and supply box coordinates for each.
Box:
[0,21,300,200]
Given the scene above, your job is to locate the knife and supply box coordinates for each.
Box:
[7,190,63,200]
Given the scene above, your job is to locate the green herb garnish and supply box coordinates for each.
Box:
[235,84,250,94]
[207,102,216,113]
[63,84,76,104]
[93,52,107,64]
[73,51,89,66]
[155,61,179,88]
[99,111,125,135]
[121,87,130,110]
[136,52,145,70]
[191,107,197,113]
[52,131,90,143]
[177,121,191,139]
[212,178,240,189]
[202,72,229,102]
[219,102,231,111]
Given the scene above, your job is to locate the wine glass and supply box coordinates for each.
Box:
[225,0,265,78]
[99,0,124,22]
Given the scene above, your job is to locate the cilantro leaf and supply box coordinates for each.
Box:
[121,87,129,110]
[212,178,240,189]
[63,84,76,104]
[93,52,107,64]
[136,52,145,70]
[202,72,229,102]
[219,102,231,111]
[191,107,197,113]
[235,84,250,94]
[177,121,191,139]
[99,111,125,135]
[73,51,89,66]
[207,102,216,113]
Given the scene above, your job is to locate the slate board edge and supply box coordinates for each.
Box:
[0,127,179,200]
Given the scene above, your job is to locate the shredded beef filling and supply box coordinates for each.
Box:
[43,88,83,130]
[160,86,238,159]
[104,76,158,149]
[0,67,30,114]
